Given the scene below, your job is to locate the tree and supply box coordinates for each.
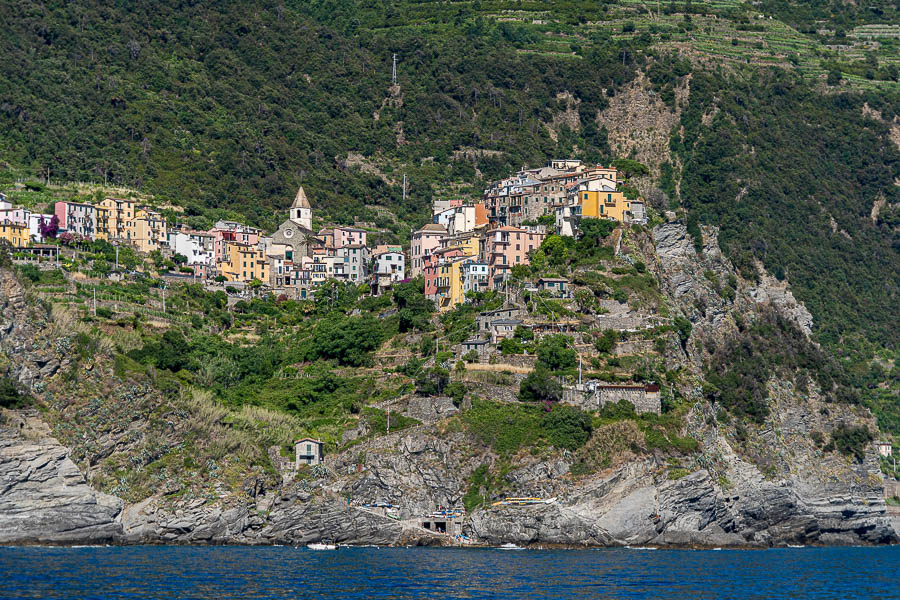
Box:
[416,367,449,396]
[536,335,576,371]
[541,235,569,267]
[537,214,556,228]
[611,158,649,178]
[827,70,842,86]
[595,329,617,354]
[173,253,188,265]
[306,315,387,366]
[529,248,548,273]
[393,278,434,332]
[510,264,530,281]
[149,250,164,268]
[519,365,563,402]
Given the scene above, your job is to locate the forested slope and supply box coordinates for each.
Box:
[1,0,898,352]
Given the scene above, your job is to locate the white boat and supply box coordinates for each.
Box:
[307,542,337,550]
[498,543,525,550]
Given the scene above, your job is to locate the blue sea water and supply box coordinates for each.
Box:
[0,545,896,599]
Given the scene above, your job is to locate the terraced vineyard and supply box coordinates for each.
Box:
[359,0,900,90]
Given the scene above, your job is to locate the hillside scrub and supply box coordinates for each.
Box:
[462,398,592,455]
[702,308,853,423]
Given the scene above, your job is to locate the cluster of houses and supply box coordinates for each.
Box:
[1,158,643,302]
[412,159,644,311]
[0,189,406,298]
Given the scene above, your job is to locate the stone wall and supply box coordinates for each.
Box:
[598,387,661,415]
[562,386,661,415]
[884,479,900,500]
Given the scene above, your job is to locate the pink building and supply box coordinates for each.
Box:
[333,226,367,249]
[410,223,447,278]
[55,201,97,239]
[0,207,29,226]
[484,226,545,286]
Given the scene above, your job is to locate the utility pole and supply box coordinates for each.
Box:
[161,282,167,313]
[115,243,119,271]
[391,53,397,85]
[402,173,407,203]
[92,287,96,316]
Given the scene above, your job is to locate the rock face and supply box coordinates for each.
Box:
[0,413,123,544]
[119,492,410,546]
[0,240,897,548]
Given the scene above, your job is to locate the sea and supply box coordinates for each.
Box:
[0,545,896,599]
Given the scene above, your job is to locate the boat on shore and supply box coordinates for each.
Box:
[491,497,557,507]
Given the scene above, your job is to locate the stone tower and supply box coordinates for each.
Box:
[290,186,312,231]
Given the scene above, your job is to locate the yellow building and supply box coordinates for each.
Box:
[441,232,480,259]
[99,198,137,242]
[0,220,29,247]
[133,207,168,254]
[435,256,470,312]
[579,189,631,223]
[94,205,110,241]
[221,242,270,283]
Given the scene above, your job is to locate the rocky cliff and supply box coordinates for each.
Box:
[0,411,122,544]
[0,224,896,547]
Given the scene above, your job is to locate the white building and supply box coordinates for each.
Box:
[295,438,324,467]
[168,231,215,265]
[27,213,54,244]
[462,261,490,295]
[374,250,405,282]
[555,203,581,237]
[435,205,477,236]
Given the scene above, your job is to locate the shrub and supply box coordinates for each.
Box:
[499,338,524,355]
[829,425,873,461]
[17,264,41,283]
[445,381,467,407]
[542,404,592,450]
[0,377,30,409]
[613,288,628,303]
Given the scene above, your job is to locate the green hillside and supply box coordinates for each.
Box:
[1,0,899,351]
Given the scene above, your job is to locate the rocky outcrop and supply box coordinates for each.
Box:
[119,492,410,545]
[0,412,123,544]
